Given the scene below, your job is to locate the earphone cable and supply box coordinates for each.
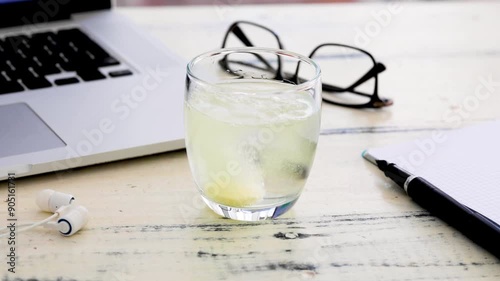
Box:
[0,213,58,238]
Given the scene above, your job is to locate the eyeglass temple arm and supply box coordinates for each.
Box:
[231,25,254,48]
[321,63,385,94]
[317,62,383,90]
[224,24,284,79]
[347,62,385,91]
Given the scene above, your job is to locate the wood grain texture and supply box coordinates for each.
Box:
[2,2,500,280]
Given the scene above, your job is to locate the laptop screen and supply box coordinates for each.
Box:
[0,0,111,28]
[0,0,31,3]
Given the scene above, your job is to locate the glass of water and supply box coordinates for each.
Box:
[185,47,321,221]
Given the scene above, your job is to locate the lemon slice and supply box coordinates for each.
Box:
[204,181,265,207]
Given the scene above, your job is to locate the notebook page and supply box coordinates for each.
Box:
[366,120,500,225]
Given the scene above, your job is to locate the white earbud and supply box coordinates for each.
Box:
[36,189,75,213]
[47,205,89,236]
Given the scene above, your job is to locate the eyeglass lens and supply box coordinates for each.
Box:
[310,45,376,106]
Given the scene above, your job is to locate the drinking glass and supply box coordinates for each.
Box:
[185,47,321,221]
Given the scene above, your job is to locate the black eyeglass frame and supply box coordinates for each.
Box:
[220,21,393,109]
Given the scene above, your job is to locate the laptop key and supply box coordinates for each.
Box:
[0,60,8,71]
[0,75,24,94]
[4,68,20,81]
[33,37,61,59]
[23,77,52,89]
[57,53,77,71]
[109,70,132,78]
[32,57,60,75]
[54,77,79,86]
[0,81,24,94]
[30,32,53,45]
[76,68,105,81]
[0,40,11,61]
[97,56,120,67]
[4,35,30,53]
[21,69,52,89]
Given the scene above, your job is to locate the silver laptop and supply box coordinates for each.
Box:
[0,0,186,180]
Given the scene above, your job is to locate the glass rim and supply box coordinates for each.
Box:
[186,47,321,95]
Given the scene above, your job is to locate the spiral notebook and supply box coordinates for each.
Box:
[363,120,500,226]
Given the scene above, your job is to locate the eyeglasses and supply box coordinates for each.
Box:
[220,21,393,109]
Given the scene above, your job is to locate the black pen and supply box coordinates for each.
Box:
[375,160,500,259]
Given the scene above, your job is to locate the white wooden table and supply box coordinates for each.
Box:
[2,1,500,280]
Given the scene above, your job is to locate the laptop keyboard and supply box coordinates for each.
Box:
[0,28,133,95]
